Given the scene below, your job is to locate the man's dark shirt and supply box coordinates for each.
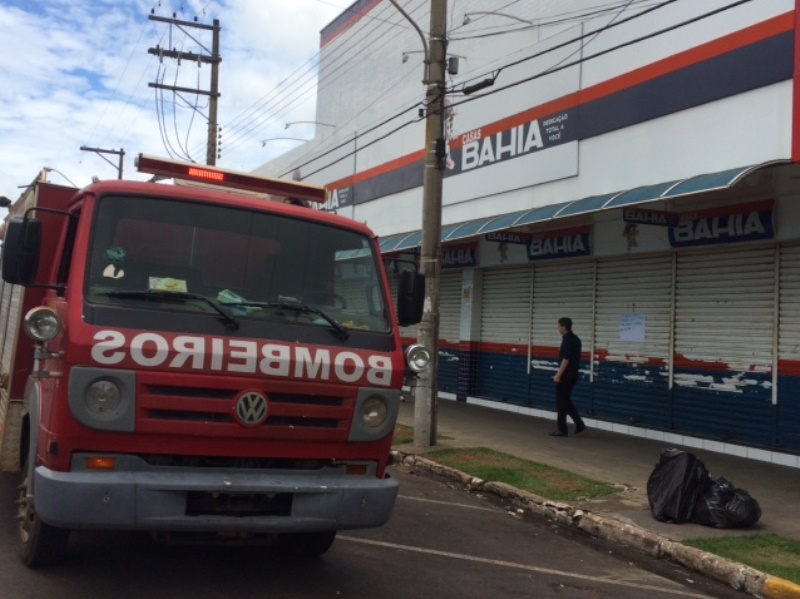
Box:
[559,330,581,380]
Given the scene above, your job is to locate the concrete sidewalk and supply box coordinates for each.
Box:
[394,398,800,598]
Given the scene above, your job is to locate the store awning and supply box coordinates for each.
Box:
[379,161,788,252]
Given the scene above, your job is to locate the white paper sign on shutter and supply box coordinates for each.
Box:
[593,254,673,426]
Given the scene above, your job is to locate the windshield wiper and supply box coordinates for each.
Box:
[222,300,349,340]
[103,290,239,331]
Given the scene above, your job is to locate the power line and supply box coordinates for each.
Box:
[281,0,667,176]
[448,0,658,40]
[148,13,222,164]
[277,0,751,182]
[280,101,424,180]
[204,0,428,158]
[236,0,656,164]
[448,0,750,107]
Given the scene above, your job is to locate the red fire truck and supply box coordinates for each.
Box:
[0,155,428,567]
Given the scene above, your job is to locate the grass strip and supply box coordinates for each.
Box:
[684,534,800,584]
[422,446,617,501]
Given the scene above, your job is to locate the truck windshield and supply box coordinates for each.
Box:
[84,195,391,335]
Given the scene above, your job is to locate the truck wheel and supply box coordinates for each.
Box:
[16,460,70,567]
[277,531,337,557]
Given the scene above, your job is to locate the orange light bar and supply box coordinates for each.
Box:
[135,153,328,203]
[187,167,225,182]
[86,456,117,470]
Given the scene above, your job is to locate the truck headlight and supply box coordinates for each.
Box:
[86,380,122,415]
[24,307,61,342]
[349,388,401,442]
[404,344,431,373]
[68,367,136,432]
[361,396,388,428]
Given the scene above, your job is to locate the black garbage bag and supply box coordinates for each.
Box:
[693,476,762,528]
[647,448,711,523]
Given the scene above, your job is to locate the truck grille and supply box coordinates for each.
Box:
[137,378,354,440]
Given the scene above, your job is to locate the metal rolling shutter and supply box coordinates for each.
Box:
[438,272,462,393]
[438,272,461,344]
[778,243,800,451]
[530,261,595,409]
[481,267,532,343]
[674,245,775,445]
[478,266,532,403]
[593,254,673,427]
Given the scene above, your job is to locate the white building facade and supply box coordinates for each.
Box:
[256,0,800,466]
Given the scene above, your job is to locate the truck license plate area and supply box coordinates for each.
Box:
[186,492,292,517]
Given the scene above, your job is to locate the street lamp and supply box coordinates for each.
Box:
[260,137,310,148]
[401,50,425,63]
[0,196,12,208]
[462,11,533,26]
[284,121,335,130]
[42,167,79,188]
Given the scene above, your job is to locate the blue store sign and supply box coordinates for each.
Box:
[443,243,479,269]
[668,200,774,248]
[527,226,591,261]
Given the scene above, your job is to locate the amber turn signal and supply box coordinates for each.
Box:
[86,456,117,470]
[345,464,368,476]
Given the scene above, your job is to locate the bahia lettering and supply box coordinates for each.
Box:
[528,231,591,261]
[669,206,774,248]
[91,330,393,386]
[462,120,545,171]
[319,187,352,211]
[623,207,679,228]
[485,231,532,244]
[442,246,477,269]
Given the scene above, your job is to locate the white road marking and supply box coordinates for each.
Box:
[339,536,709,598]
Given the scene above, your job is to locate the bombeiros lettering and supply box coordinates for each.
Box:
[90,330,393,386]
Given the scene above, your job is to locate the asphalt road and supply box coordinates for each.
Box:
[0,466,746,598]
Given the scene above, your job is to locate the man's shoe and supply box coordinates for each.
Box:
[575,424,586,435]
[549,430,568,437]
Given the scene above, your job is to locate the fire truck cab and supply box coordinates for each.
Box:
[0,155,428,566]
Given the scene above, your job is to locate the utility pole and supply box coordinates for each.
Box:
[207,18,221,166]
[147,16,221,165]
[415,0,448,447]
[79,146,125,179]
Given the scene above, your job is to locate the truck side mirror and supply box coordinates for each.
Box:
[2,217,42,286]
[397,270,425,327]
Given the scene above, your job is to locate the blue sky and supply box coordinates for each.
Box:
[0,0,343,201]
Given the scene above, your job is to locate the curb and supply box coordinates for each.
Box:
[393,450,800,599]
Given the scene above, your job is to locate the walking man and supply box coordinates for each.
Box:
[550,317,586,437]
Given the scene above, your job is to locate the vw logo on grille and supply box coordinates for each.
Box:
[233,390,268,427]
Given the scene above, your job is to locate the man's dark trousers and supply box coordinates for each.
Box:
[556,375,584,434]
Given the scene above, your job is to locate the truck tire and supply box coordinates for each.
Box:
[277,531,337,557]
[16,459,70,567]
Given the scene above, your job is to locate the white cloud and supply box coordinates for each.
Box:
[0,0,343,201]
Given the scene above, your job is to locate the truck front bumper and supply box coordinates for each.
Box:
[33,457,399,533]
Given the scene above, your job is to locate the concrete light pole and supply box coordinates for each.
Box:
[389,0,448,446]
